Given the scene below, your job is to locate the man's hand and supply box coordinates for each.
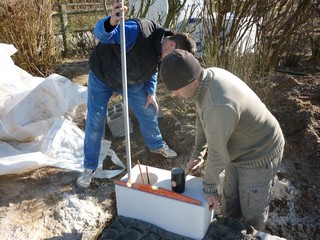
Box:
[186,158,204,175]
[145,93,159,113]
[110,1,127,26]
[204,193,220,211]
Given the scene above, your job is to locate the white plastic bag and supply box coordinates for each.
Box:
[94,148,126,179]
[0,73,87,142]
[0,140,47,175]
[0,43,125,178]
[42,118,125,176]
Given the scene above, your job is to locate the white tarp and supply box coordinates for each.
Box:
[0,43,125,177]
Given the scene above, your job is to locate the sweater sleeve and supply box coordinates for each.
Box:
[191,111,208,160]
[202,105,238,193]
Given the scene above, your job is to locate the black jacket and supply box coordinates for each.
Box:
[89,18,173,89]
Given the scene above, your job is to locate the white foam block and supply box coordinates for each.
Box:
[115,164,213,239]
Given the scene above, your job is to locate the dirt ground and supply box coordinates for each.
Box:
[0,55,319,240]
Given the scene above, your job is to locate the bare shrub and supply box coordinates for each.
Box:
[255,0,313,71]
[202,0,314,96]
[307,2,320,67]
[0,0,57,77]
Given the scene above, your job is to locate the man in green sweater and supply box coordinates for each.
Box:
[160,49,285,231]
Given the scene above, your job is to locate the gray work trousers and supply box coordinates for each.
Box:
[221,150,283,231]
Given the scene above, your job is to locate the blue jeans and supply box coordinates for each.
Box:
[84,71,164,169]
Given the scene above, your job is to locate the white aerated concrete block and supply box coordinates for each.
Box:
[115,164,214,240]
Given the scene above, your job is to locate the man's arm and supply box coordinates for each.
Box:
[185,112,207,174]
[203,106,238,193]
[143,72,158,112]
[144,72,157,95]
[93,17,139,50]
[93,2,138,49]
[191,111,208,160]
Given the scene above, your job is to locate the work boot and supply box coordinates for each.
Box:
[150,142,177,158]
[76,168,95,189]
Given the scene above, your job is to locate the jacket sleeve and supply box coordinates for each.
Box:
[93,16,139,50]
[144,72,157,95]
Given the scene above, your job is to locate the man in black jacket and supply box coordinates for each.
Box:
[77,1,196,188]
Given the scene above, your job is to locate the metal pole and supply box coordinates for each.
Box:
[119,0,132,180]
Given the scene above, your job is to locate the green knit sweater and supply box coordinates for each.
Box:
[191,68,285,193]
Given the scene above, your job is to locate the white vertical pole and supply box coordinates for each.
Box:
[119,0,132,180]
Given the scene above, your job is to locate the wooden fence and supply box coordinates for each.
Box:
[52,1,112,54]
